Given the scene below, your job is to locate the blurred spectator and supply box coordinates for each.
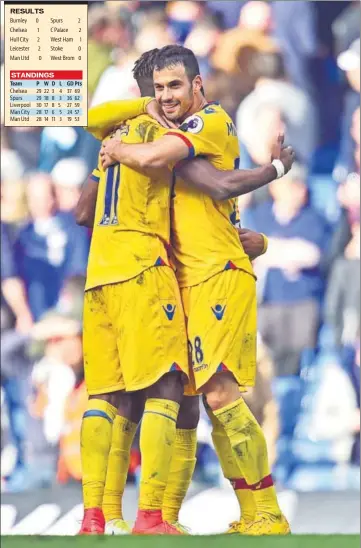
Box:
[1,148,25,183]
[25,307,84,491]
[204,70,241,122]
[57,371,87,485]
[307,353,359,465]
[248,165,330,376]
[38,127,101,176]
[14,173,89,321]
[326,177,360,348]
[208,1,245,30]
[134,11,176,54]
[212,0,276,94]
[1,223,32,491]
[332,1,361,56]
[51,158,88,214]
[271,1,319,97]
[333,38,360,183]
[91,11,174,105]
[325,170,360,273]
[350,343,360,465]
[1,179,28,227]
[88,6,132,99]
[2,127,42,174]
[184,15,222,79]
[166,1,205,44]
[237,51,317,166]
[1,222,33,333]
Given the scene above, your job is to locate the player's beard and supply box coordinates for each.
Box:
[162,85,194,124]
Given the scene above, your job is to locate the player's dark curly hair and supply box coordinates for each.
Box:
[154,45,204,95]
[132,48,159,97]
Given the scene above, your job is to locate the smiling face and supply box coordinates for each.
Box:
[153,63,203,122]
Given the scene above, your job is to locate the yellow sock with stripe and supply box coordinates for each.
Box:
[103,415,138,522]
[206,406,255,521]
[162,428,197,522]
[138,398,180,511]
[214,398,282,519]
[81,399,117,510]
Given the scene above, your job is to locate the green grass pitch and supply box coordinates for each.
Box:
[1,536,359,548]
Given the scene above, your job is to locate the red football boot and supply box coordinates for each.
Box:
[133,510,183,535]
[79,508,105,535]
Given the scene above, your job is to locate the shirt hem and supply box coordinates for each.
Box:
[85,263,173,291]
[177,264,256,289]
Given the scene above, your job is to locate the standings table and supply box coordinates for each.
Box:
[4,1,88,127]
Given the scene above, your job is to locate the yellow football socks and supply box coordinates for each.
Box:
[162,428,197,522]
[81,399,117,510]
[214,398,282,518]
[138,398,180,511]
[207,408,255,521]
[103,415,138,522]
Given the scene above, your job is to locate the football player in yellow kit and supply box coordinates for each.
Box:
[100,45,294,536]
[80,53,289,537]
[77,87,192,534]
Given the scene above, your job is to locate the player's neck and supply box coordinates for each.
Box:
[179,94,208,122]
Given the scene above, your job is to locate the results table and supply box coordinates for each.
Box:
[4,1,88,127]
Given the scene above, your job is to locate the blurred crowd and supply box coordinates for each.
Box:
[1,1,360,494]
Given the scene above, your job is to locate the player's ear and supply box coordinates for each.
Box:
[192,75,203,95]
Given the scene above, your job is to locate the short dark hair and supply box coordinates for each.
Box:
[132,48,159,97]
[154,45,202,86]
[251,52,285,81]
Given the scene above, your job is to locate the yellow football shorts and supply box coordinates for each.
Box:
[181,268,257,392]
[83,266,189,395]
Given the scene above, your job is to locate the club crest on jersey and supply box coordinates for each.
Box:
[163,304,176,320]
[114,124,130,139]
[180,115,204,134]
[211,304,226,320]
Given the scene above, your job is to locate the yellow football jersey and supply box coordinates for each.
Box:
[166,102,255,288]
[85,115,173,291]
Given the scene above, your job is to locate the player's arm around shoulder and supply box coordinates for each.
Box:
[176,135,295,200]
[99,102,226,171]
[86,97,153,141]
[100,125,192,171]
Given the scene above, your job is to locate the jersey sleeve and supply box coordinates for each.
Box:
[86,97,153,141]
[90,153,103,183]
[165,108,226,159]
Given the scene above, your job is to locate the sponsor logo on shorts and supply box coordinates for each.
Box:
[193,363,209,372]
[163,304,176,320]
[211,304,226,320]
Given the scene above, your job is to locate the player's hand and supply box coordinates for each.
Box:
[100,138,120,169]
[280,146,295,174]
[271,133,284,161]
[238,228,266,260]
[101,153,115,170]
[271,134,295,175]
[146,99,178,129]
[15,311,33,335]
